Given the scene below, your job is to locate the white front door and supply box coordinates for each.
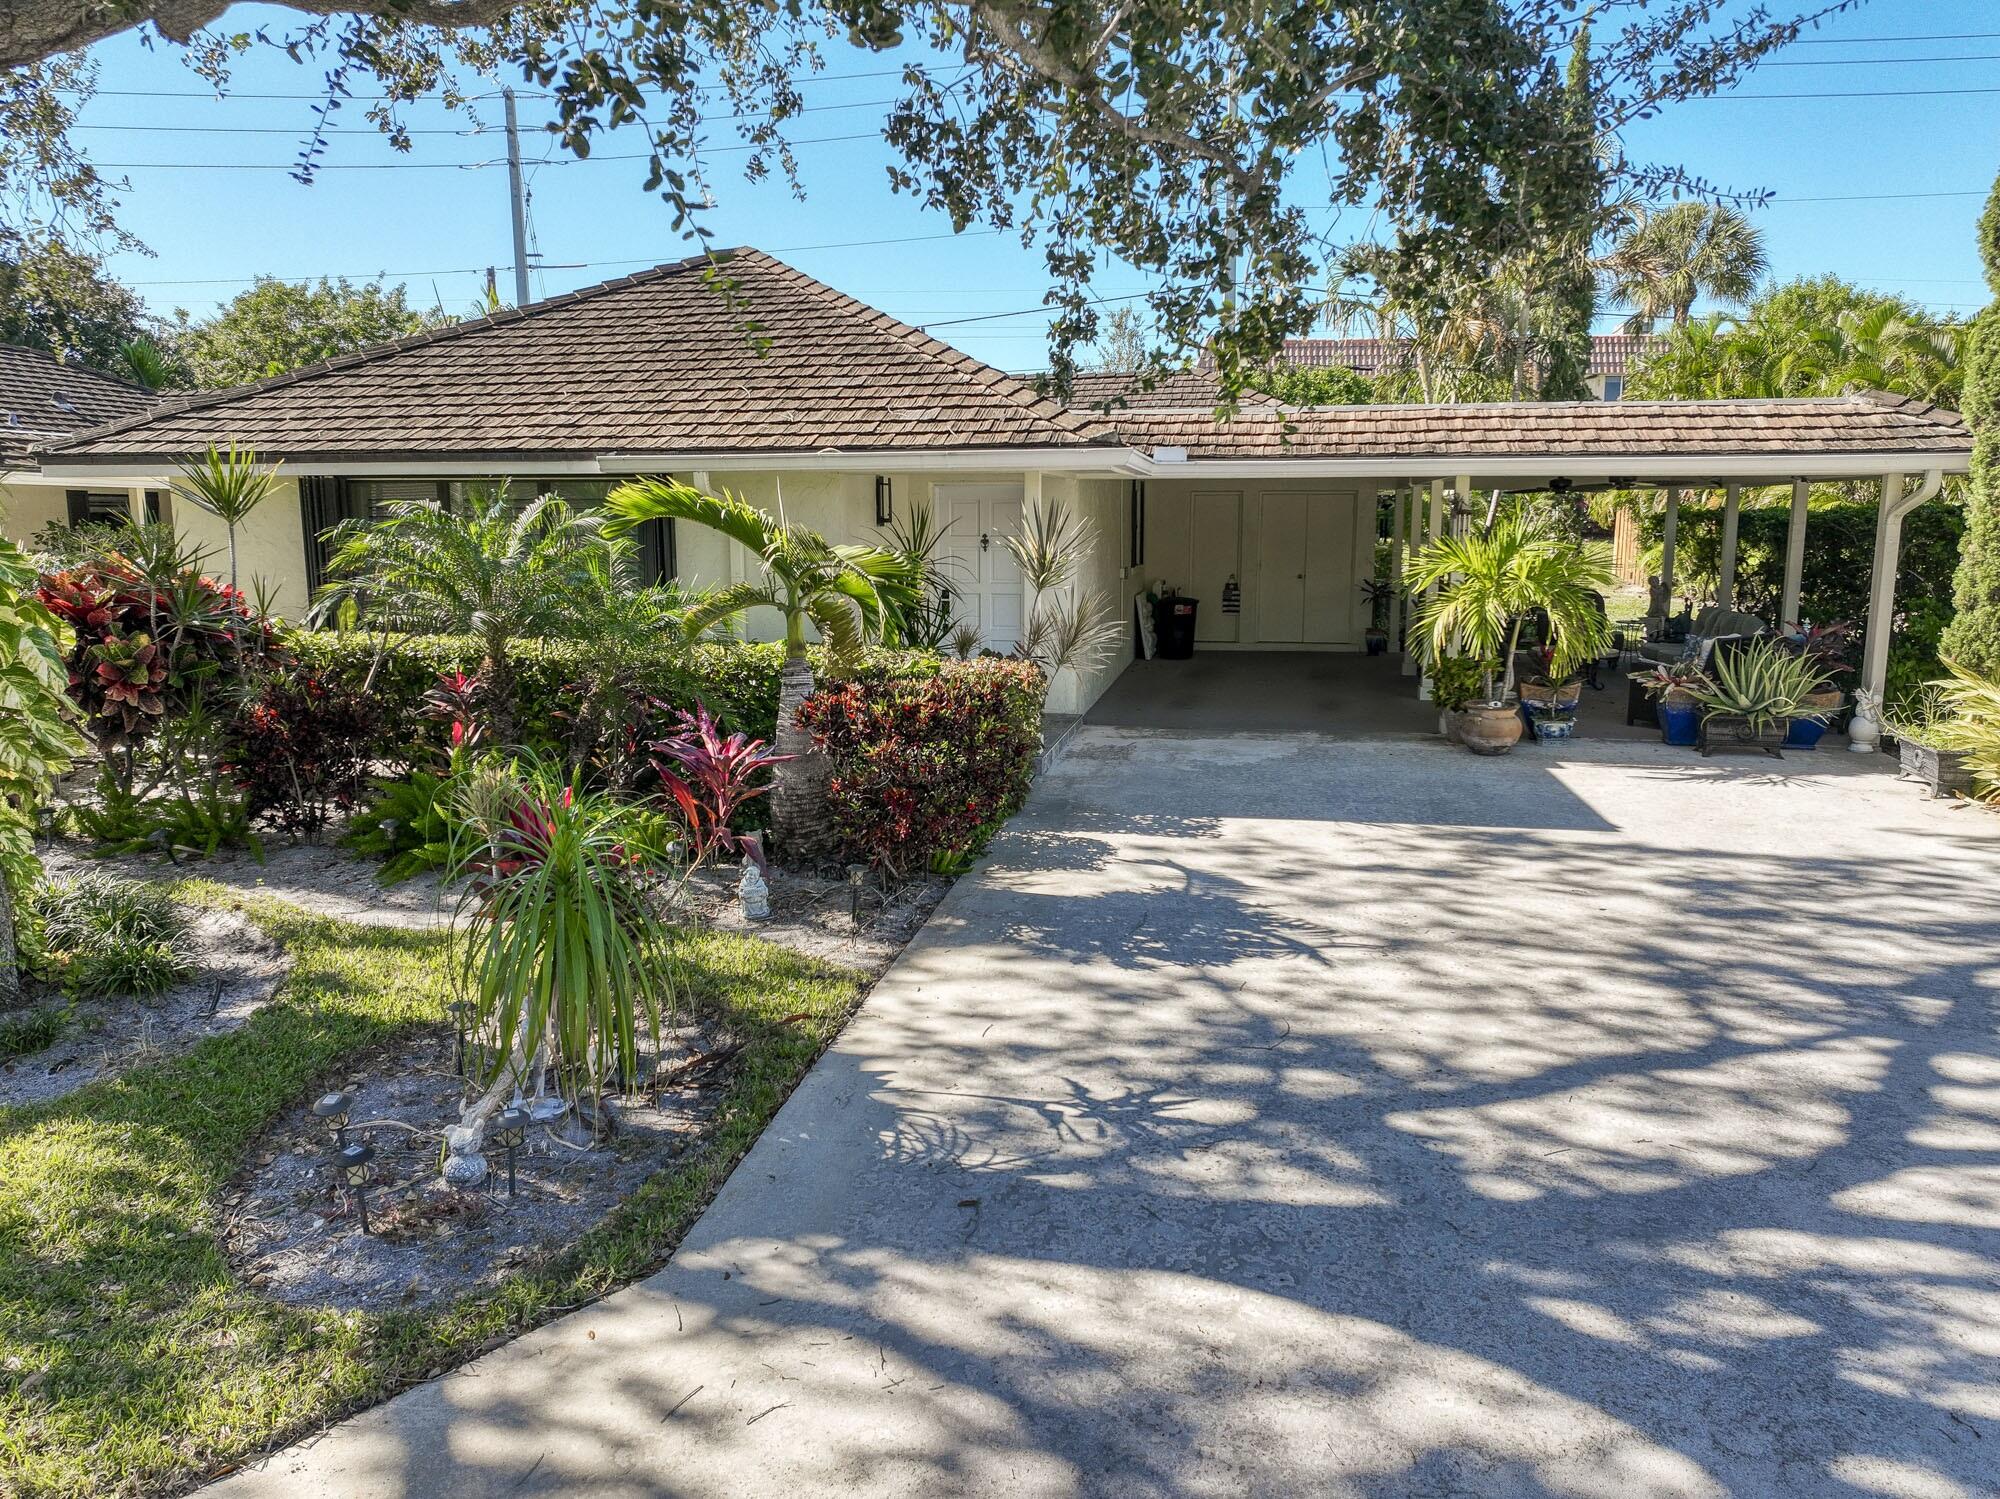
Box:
[935,482,1025,652]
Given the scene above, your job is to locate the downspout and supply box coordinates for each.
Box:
[1849,467,1943,752]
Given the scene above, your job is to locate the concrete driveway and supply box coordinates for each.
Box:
[216,728,2000,1499]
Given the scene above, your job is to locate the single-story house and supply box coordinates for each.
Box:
[27,248,1974,727]
[0,343,163,538]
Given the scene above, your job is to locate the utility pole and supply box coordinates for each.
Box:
[502,86,531,307]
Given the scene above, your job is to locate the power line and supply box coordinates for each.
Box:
[87,129,883,171]
[121,227,1009,287]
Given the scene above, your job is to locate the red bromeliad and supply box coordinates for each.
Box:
[648,701,790,869]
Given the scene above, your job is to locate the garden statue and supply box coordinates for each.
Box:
[1647,573,1670,626]
[739,859,771,921]
[1849,685,1884,754]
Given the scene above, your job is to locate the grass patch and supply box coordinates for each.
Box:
[0,1005,70,1062]
[0,884,866,1498]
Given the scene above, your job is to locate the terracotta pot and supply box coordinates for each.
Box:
[1438,709,1462,743]
[1802,688,1845,716]
[1459,703,1523,756]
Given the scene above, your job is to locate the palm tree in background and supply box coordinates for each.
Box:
[602,479,916,861]
[308,485,607,743]
[1607,202,1768,332]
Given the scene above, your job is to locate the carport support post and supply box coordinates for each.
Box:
[1781,478,1810,631]
[1400,484,1422,676]
[1716,483,1742,609]
[1658,488,1680,619]
[1850,470,1941,752]
[1388,481,1407,650]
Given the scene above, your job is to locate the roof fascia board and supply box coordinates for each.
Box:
[33,457,608,482]
[596,447,1113,473]
[1126,451,1971,481]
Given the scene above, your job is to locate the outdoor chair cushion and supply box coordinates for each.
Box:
[1637,605,1765,664]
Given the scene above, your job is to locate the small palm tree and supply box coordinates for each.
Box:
[171,441,279,596]
[1406,512,1614,702]
[1607,202,1768,332]
[602,479,915,860]
[308,485,608,744]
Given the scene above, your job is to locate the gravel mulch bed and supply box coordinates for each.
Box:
[223,1018,739,1313]
[0,904,291,1110]
[44,833,950,982]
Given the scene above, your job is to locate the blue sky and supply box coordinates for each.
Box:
[70,0,2000,371]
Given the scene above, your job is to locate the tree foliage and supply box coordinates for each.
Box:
[1941,171,2000,679]
[1606,201,1769,332]
[1626,276,1966,407]
[174,276,450,387]
[0,0,1849,397]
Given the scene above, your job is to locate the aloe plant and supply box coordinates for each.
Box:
[1687,639,1824,734]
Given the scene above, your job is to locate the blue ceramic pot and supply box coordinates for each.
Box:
[1657,700,1699,747]
[1784,716,1828,750]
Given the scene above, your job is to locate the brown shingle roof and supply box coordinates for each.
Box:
[1279,334,1664,378]
[0,344,157,467]
[1064,369,1282,412]
[1108,391,1971,461]
[49,249,1113,464]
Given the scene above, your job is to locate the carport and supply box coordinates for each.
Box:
[1103,390,1971,744]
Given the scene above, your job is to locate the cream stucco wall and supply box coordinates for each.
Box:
[172,478,312,618]
[673,467,1136,717]
[0,480,149,548]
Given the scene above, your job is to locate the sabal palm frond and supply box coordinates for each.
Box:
[1608,202,1768,331]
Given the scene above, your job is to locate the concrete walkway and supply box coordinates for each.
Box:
[214,729,2000,1498]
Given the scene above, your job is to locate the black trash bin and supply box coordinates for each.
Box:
[1154,596,1199,659]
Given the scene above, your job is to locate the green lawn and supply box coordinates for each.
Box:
[0,886,866,1498]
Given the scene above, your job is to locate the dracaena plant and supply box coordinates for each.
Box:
[441,757,681,1185]
[648,701,790,871]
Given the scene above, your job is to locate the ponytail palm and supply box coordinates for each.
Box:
[1406,513,1613,702]
[602,479,917,860]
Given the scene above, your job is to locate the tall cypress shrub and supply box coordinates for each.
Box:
[1940,171,2000,676]
[1536,23,1598,402]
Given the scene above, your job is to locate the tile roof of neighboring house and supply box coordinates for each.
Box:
[1064,369,1282,412]
[1106,390,1972,461]
[1278,334,1664,378]
[0,344,158,468]
[47,249,1112,464]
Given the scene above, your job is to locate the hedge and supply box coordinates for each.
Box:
[797,658,1047,877]
[1642,497,1965,703]
[287,631,941,750]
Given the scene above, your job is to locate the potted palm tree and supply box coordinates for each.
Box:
[1406,513,1614,756]
[602,480,916,860]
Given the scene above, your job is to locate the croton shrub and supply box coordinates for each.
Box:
[796,658,1045,877]
[222,669,382,841]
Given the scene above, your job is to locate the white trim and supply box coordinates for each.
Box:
[38,444,1970,488]
[596,447,1118,475]
[1117,451,1969,483]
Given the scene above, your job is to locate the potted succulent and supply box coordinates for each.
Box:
[1882,682,1981,798]
[1779,621,1856,750]
[1406,514,1613,758]
[1688,639,1825,757]
[1639,660,1709,746]
[1431,656,1484,742]
[1359,578,1395,656]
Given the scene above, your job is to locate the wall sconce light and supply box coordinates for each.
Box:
[874,475,893,526]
